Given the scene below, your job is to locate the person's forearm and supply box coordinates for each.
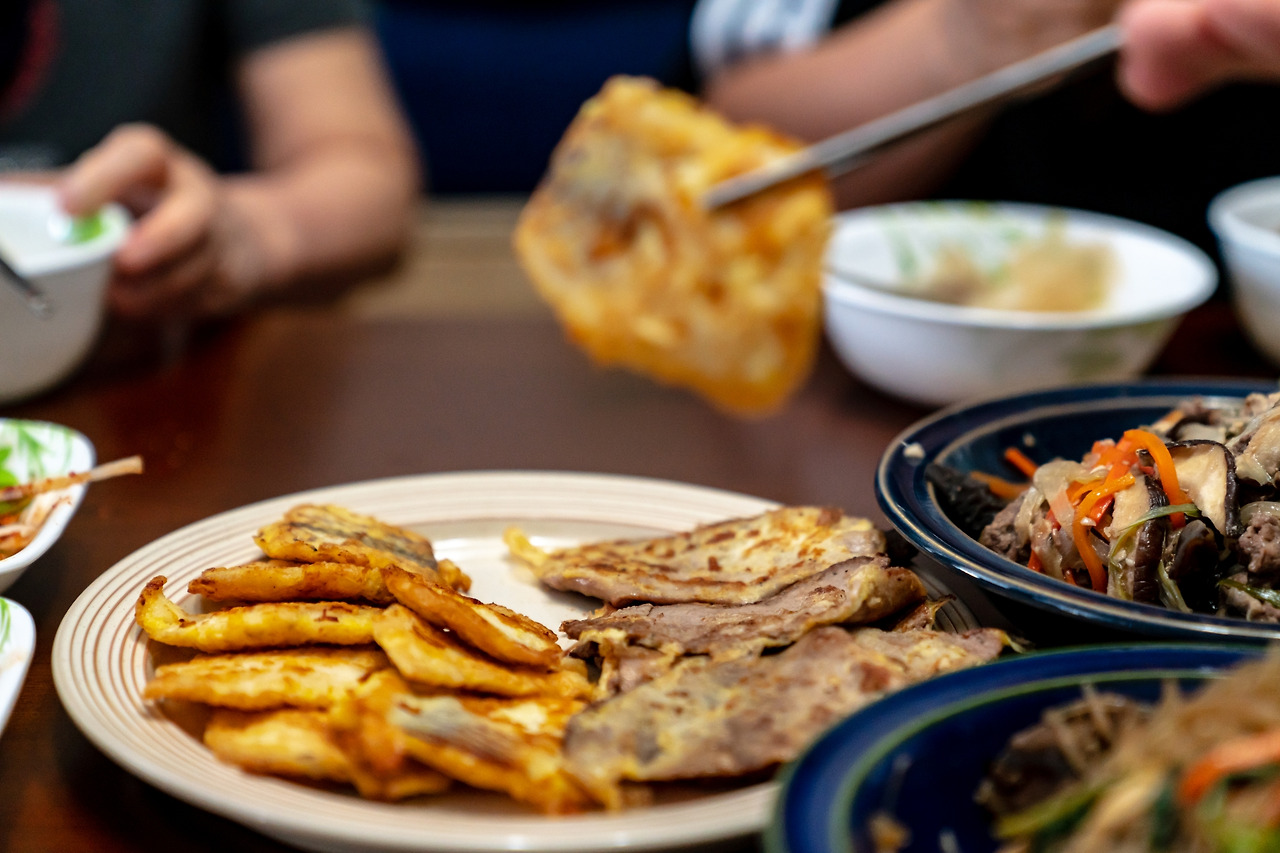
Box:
[226,27,421,297]
[703,0,991,207]
[223,136,419,295]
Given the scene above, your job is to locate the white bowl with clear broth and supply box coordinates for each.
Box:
[0,184,129,403]
[823,202,1217,407]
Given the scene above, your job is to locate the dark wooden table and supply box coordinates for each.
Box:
[0,279,1268,852]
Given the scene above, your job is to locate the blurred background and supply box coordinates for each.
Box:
[374,0,697,194]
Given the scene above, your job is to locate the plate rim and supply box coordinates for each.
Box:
[52,469,975,853]
[876,378,1280,641]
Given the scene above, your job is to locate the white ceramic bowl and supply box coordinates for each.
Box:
[0,184,129,403]
[1208,176,1280,366]
[0,597,35,739]
[0,418,95,594]
[823,201,1217,407]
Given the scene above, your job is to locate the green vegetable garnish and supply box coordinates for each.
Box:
[1219,579,1280,610]
[994,782,1101,841]
[1157,561,1193,613]
[66,211,106,244]
[1123,503,1201,532]
[1149,772,1180,851]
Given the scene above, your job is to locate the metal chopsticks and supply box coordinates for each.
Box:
[702,24,1122,209]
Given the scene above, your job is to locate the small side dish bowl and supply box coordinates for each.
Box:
[0,597,36,738]
[823,202,1217,407]
[1208,175,1280,366]
[0,418,95,594]
[876,378,1280,644]
[766,643,1260,853]
[0,183,130,403]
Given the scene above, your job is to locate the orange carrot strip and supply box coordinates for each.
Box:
[1004,447,1039,479]
[1122,429,1191,527]
[1178,728,1280,806]
[1072,489,1109,592]
[969,471,1028,501]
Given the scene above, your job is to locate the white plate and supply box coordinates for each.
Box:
[52,471,978,853]
[0,418,96,594]
[0,597,36,737]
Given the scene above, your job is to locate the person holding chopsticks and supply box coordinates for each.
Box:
[690,0,1280,256]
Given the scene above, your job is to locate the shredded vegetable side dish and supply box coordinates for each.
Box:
[0,455,143,560]
[930,390,1280,621]
[981,652,1280,852]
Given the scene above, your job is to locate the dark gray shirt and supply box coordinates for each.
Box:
[0,0,366,171]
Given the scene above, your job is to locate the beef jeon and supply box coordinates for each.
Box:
[563,625,1006,806]
[507,506,884,606]
[563,555,926,660]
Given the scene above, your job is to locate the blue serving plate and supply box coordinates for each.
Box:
[766,643,1262,853]
[877,378,1280,643]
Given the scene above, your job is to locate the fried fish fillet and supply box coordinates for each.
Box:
[144,646,391,710]
[506,506,884,606]
[188,559,394,604]
[562,625,1007,806]
[135,576,380,652]
[390,694,596,814]
[383,566,562,669]
[371,604,590,698]
[255,504,471,592]
[205,707,451,800]
[513,75,833,416]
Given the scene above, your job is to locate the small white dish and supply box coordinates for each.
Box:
[0,183,130,403]
[1208,175,1280,366]
[0,418,97,594]
[0,597,36,738]
[823,201,1217,407]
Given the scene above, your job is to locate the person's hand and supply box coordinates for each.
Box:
[940,0,1125,77]
[1119,0,1280,110]
[57,123,271,318]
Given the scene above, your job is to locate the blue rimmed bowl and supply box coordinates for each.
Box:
[877,378,1280,644]
[766,643,1261,853]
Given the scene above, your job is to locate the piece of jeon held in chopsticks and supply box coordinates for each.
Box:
[513,76,833,416]
[134,503,597,811]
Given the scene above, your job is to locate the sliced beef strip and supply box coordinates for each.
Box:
[561,556,926,660]
[979,492,1029,564]
[1238,514,1280,579]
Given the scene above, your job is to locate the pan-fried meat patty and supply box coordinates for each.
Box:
[563,556,926,660]
[562,625,1006,805]
[507,506,884,606]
